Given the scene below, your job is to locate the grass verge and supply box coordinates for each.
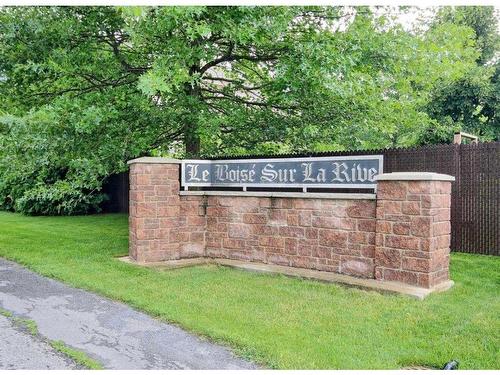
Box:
[50,340,104,369]
[0,212,498,369]
[13,316,39,336]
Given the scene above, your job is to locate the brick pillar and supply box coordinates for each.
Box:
[128,157,184,262]
[374,172,455,289]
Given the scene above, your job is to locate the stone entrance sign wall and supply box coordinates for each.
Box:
[128,157,454,291]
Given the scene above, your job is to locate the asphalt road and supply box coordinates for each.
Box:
[0,258,256,369]
[0,314,78,369]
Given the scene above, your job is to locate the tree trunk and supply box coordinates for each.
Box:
[185,124,201,157]
[184,66,201,158]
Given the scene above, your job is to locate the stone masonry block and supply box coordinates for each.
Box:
[374,175,453,289]
[377,181,408,200]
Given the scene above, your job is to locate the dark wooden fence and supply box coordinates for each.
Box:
[102,142,499,255]
[382,142,499,256]
[101,172,129,214]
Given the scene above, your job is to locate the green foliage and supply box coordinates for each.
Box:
[0,6,493,214]
[421,6,499,143]
[423,64,499,143]
[14,182,107,216]
[0,93,161,214]
[436,6,499,64]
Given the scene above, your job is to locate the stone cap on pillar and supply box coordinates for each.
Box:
[127,157,181,165]
[375,172,455,182]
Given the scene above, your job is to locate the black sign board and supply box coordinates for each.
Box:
[181,156,383,191]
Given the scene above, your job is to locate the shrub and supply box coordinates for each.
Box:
[15,182,107,216]
[0,95,159,215]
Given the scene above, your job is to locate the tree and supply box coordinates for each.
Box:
[421,6,499,144]
[0,7,480,154]
[0,6,481,214]
[0,7,347,157]
[436,6,498,64]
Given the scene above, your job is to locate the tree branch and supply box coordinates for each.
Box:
[104,33,150,74]
[203,76,271,91]
[201,90,297,110]
[28,75,137,98]
[199,42,282,76]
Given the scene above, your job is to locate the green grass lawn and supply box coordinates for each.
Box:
[0,212,498,369]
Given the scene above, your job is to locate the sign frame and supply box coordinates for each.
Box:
[181,155,383,191]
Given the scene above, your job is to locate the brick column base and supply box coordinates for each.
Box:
[128,157,206,262]
[374,172,455,289]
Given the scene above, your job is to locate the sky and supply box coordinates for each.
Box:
[374,6,500,33]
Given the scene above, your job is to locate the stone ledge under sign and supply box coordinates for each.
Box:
[376,172,455,181]
[179,190,376,200]
[127,157,181,165]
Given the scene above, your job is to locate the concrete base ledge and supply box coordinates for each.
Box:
[180,191,376,200]
[127,157,180,165]
[376,172,455,181]
[118,256,453,300]
[118,256,210,269]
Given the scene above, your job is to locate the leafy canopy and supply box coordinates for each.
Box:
[0,6,488,214]
[421,6,499,144]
